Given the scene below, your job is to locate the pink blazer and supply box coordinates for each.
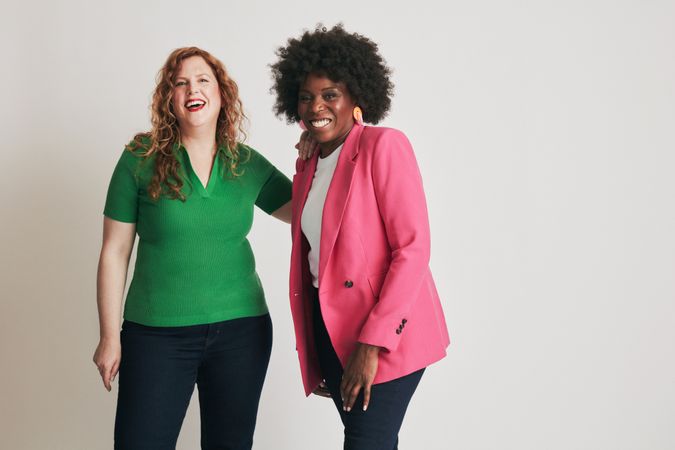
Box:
[289,123,450,396]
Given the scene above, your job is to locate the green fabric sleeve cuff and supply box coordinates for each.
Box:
[102,211,137,223]
[256,168,292,214]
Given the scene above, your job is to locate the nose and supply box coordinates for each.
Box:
[188,82,200,95]
[310,97,324,113]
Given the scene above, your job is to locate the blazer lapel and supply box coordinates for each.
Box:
[318,124,364,288]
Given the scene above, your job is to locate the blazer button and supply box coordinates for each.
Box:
[402,319,407,324]
[396,328,402,335]
[344,280,354,288]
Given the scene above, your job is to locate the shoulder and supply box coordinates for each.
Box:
[125,133,152,155]
[233,143,280,178]
[361,126,409,144]
[113,134,155,179]
[359,126,413,159]
[237,143,258,162]
[236,143,268,169]
[121,134,152,162]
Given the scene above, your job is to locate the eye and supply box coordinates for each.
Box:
[175,80,187,87]
[323,92,338,101]
[298,94,312,103]
[199,78,209,83]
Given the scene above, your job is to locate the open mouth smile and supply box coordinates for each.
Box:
[185,99,206,112]
[309,118,332,128]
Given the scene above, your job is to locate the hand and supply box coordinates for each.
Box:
[312,380,332,398]
[93,336,121,392]
[340,343,380,412]
[295,131,319,160]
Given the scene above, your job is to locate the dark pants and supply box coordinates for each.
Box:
[114,314,272,450]
[312,290,424,450]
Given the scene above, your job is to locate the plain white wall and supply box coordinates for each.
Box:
[1,0,674,449]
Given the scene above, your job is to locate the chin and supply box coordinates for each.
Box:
[313,136,331,144]
[311,131,335,142]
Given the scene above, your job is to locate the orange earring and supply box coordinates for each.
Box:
[353,106,363,125]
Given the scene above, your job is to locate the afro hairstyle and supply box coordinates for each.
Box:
[270,24,394,125]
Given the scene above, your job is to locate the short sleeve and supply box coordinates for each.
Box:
[247,148,292,214]
[103,150,140,223]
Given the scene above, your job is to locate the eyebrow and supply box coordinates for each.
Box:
[175,73,212,80]
[299,86,340,93]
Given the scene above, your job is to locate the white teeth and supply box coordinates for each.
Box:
[311,118,331,128]
[186,100,205,108]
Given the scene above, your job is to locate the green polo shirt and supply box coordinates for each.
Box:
[103,141,291,326]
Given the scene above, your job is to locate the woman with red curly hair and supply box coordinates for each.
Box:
[93,47,292,449]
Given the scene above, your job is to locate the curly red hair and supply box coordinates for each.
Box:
[128,47,247,200]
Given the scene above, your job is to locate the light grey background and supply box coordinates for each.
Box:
[1,0,674,449]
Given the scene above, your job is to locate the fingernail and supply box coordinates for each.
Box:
[363,405,368,411]
[346,407,351,412]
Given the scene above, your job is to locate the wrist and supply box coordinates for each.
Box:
[99,331,120,342]
[359,343,381,355]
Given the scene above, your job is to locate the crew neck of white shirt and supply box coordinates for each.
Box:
[318,143,343,163]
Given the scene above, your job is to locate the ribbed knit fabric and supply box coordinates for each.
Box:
[103,141,291,326]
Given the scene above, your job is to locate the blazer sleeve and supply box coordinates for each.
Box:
[357,129,431,353]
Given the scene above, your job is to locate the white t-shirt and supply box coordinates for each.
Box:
[301,144,343,288]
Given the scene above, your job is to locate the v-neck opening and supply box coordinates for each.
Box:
[181,147,221,198]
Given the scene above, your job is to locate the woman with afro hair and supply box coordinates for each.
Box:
[271,25,450,449]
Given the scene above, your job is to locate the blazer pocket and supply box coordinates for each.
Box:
[367,271,388,299]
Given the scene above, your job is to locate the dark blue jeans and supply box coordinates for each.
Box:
[312,290,424,450]
[114,314,272,450]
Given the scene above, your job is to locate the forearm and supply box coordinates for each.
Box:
[271,200,292,224]
[96,249,131,340]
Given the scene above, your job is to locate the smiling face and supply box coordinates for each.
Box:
[172,56,222,133]
[298,73,357,155]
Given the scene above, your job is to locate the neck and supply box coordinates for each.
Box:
[319,124,354,158]
[180,125,218,157]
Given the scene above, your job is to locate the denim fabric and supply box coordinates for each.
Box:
[114,314,272,450]
[312,290,424,450]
